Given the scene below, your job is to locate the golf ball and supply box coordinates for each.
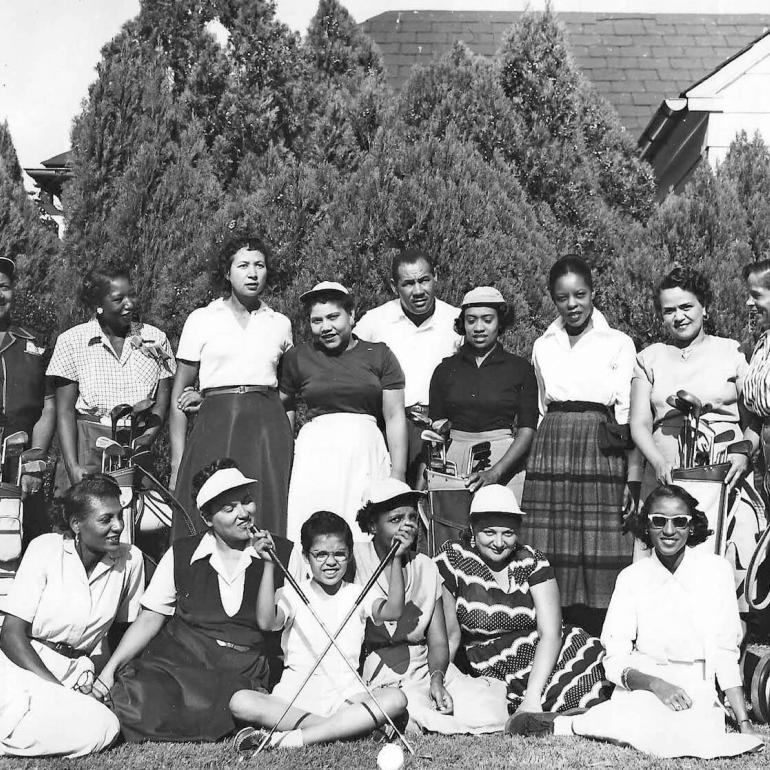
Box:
[377,743,405,770]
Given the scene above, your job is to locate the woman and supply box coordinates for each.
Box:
[515,485,763,759]
[630,266,756,497]
[280,281,408,545]
[170,230,293,540]
[355,478,508,734]
[742,259,770,499]
[0,475,144,757]
[230,510,408,751]
[47,267,174,490]
[521,255,638,636]
[101,458,292,742]
[436,485,609,718]
[428,287,538,499]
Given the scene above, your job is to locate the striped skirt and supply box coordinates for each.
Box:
[468,624,610,714]
[520,407,630,609]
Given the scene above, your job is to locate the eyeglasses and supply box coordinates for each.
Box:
[308,550,350,563]
[73,670,114,709]
[648,514,692,530]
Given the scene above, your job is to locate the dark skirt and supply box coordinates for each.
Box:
[172,390,293,540]
[520,409,630,609]
[111,616,270,743]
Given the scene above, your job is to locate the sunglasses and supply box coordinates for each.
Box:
[648,514,692,530]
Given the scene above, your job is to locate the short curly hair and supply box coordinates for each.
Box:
[210,231,272,296]
[53,473,122,536]
[300,510,353,554]
[454,304,511,336]
[654,266,713,312]
[79,266,132,312]
[625,484,712,549]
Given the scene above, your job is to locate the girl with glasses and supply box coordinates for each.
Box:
[230,510,409,751]
[512,485,762,758]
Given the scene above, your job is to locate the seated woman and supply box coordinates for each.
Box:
[230,510,408,751]
[355,478,509,734]
[100,458,292,742]
[517,485,762,758]
[436,485,609,718]
[0,475,144,757]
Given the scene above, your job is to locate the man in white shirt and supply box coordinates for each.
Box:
[355,249,462,485]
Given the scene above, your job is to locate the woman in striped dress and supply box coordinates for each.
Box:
[520,255,638,636]
[436,485,609,718]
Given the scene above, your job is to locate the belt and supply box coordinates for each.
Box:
[202,385,274,397]
[215,638,253,653]
[547,400,610,415]
[34,638,87,659]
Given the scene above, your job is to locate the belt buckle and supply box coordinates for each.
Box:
[236,385,247,394]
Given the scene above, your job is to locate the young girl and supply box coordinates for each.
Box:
[355,479,509,735]
[230,510,409,750]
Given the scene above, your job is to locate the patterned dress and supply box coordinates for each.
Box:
[435,540,610,713]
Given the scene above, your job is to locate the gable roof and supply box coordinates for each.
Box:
[361,10,770,139]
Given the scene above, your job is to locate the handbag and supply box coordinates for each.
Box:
[597,422,634,453]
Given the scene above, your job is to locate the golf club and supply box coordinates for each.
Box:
[1,431,28,482]
[421,429,449,473]
[710,430,735,465]
[110,404,132,442]
[96,436,124,473]
[129,399,155,446]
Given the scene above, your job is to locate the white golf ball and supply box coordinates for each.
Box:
[377,743,405,770]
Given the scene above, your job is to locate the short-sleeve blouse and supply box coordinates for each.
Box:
[176,298,292,389]
[279,338,405,421]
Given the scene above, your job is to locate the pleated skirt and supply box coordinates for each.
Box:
[171,391,293,541]
[520,409,630,609]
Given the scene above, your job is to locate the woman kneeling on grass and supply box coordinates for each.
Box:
[512,485,764,759]
[231,510,409,751]
[355,478,508,734]
[99,458,292,742]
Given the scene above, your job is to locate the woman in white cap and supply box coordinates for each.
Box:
[100,458,293,742]
[354,478,509,734]
[436,485,609,720]
[428,287,538,500]
[521,255,638,637]
[280,282,408,545]
[169,228,293,540]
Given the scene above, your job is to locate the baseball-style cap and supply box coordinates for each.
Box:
[461,286,506,308]
[364,477,426,507]
[0,258,16,280]
[299,281,350,304]
[196,467,257,510]
[469,484,526,517]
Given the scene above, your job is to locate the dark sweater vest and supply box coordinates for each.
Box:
[172,533,292,648]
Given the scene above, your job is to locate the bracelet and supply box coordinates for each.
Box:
[429,670,445,681]
[620,667,633,691]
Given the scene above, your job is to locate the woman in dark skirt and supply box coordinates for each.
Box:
[169,228,293,539]
[99,459,292,742]
[520,256,639,636]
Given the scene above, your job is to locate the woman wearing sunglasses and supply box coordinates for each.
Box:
[511,485,762,758]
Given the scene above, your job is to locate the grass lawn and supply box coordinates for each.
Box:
[1,727,768,770]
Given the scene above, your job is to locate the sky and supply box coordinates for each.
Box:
[1,0,769,188]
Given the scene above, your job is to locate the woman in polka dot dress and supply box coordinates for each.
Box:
[436,485,610,716]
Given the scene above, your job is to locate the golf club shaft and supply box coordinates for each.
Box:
[253,539,400,754]
[264,544,414,755]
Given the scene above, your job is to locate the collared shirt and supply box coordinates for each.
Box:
[46,318,175,417]
[0,324,52,435]
[141,530,262,617]
[354,298,462,406]
[176,298,292,390]
[428,342,538,431]
[531,308,636,423]
[601,547,742,691]
[0,533,144,680]
[743,330,770,417]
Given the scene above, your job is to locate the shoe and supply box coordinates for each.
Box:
[505,711,558,737]
[234,726,271,752]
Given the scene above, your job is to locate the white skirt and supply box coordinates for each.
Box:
[286,413,391,546]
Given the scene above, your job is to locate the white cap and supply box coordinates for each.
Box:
[461,286,506,308]
[195,467,257,510]
[364,477,426,507]
[299,281,350,303]
[469,484,525,517]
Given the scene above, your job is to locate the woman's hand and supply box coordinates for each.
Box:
[251,528,275,557]
[91,671,114,701]
[177,386,202,414]
[67,463,87,486]
[724,452,749,492]
[429,675,454,714]
[651,457,673,485]
[650,678,692,711]
[465,467,501,493]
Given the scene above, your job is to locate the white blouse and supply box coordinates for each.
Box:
[0,533,144,682]
[176,298,292,389]
[140,531,262,617]
[531,308,636,423]
[601,548,742,692]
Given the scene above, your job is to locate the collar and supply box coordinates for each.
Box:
[0,324,35,356]
[85,317,143,347]
[458,341,505,365]
[649,545,696,583]
[542,306,612,340]
[190,530,260,564]
[212,297,273,316]
[62,535,121,582]
[389,299,438,329]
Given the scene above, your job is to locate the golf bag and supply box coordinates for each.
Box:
[422,470,472,556]
[0,483,22,604]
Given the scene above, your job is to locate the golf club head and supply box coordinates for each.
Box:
[726,439,752,456]
[421,429,446,444]
[676,389,703,411]
[431,418,452,438]
[95,436,121,450]
[19,447,47,463]
[20,460,48,474]
[712,430,734,445]
[3,431,28,448]
[110,403,133,440]
[131,398,155,416]
[666,395,680,410]
[408,408,432,428]
[131,432,154,449]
